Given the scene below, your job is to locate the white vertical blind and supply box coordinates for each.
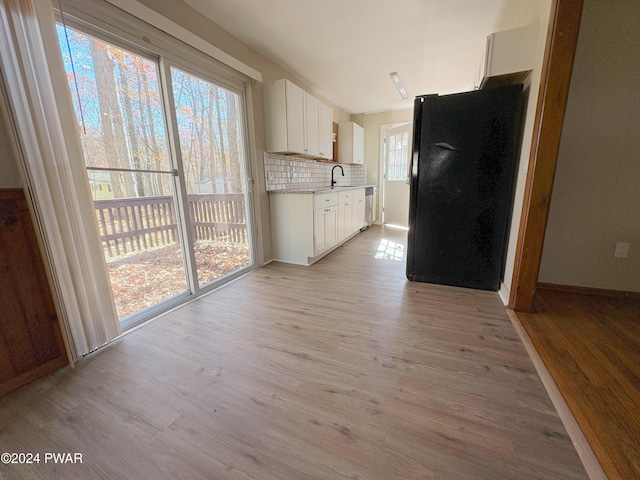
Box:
[0,0,120,359]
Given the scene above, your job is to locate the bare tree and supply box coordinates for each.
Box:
[117,59,145,197]
[140,68,165,196]
[225,90,242,193]
[89,39,135,197]
[213,87,229,192]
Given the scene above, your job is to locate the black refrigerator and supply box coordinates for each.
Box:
[406,84,525,291]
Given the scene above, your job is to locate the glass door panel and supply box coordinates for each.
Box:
[56,25,189,322]
[170,67,252,288]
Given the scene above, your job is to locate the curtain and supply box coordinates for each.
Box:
[0,0,120,359]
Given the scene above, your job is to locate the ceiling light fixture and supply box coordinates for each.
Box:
[389,72,409,99]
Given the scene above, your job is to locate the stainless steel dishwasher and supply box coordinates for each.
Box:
[363,186,374,230]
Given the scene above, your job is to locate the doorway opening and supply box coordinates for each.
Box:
[380,122,412,229]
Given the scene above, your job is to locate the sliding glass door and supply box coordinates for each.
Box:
[56,23,254,327]
[168,66,252,289]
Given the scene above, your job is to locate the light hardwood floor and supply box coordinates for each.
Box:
[517,288,640,480]
[0,226,588,479]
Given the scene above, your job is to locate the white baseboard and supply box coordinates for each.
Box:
[498,282,510,306]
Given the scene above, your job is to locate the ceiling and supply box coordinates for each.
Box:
[182,0,539,115]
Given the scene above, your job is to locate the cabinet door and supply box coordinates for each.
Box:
[314,207,327,255]
[305,93,320,157]
[318,102,333,160]
[285,80,306,154]
[345,201,354,236]
[325,206,337,248]
[355,189,366,230]
[337,202,347,241]
[338,200,355,240]
[338,122,363,164]
[353,124,364,164]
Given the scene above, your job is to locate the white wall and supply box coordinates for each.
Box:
[539,0,640,293]
[352,110,413,221]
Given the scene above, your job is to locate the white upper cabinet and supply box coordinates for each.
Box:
[318,102,333,160]
[305,93,320,157]
[265,79,333,160]
[338,122,364,164]
[476,23,539,89]
[285,81,306,154]
[264,79,305,154]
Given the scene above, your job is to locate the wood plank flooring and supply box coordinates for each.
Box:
[0,226,587,479]
[516,288,640,480]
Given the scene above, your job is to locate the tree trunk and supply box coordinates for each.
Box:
[214,88,229,193]
[140,68,164,196]
[118,61,145,197]
[88,39,126,198]
[192,79,207,193]
[225,90,242,193]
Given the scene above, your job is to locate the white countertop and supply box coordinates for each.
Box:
[268,185,376,194]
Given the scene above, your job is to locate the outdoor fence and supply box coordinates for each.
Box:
[94,193,247,258]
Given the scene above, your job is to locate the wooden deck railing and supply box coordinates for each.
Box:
[94,194,247,258]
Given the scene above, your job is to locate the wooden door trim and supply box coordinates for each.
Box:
[509,0,584,312]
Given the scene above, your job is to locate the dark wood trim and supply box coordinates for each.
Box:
[509,0,584,312]
[0,356,68,398]
[537,282,640,300]
[0,188,25,199]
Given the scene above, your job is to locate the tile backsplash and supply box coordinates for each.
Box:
[264,153,365,191]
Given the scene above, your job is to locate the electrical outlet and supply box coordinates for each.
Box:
[614,242,630,258]
[267,171,274,181]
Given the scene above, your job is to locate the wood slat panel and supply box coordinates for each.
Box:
[0,199,41,375]
[0,189,67,396]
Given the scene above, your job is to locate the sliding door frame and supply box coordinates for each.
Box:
[161,56,257,297]
[54,4,258,328]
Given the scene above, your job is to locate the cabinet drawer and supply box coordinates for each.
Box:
[314,192,338,209]
[338,191,354,203]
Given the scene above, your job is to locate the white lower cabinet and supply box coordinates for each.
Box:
[270,188,365,266]
[314,205,337,255]
[337,191,354,242]
[354,188,366,230]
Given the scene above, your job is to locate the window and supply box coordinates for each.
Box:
[386,130,409,181]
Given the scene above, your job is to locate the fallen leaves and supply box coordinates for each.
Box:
[106,241,250,319]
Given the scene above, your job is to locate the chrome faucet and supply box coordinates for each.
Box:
[331,165,344,187]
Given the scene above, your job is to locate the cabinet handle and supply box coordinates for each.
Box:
[325,199,330,202]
